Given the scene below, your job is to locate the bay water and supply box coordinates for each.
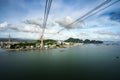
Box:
[0,43,120,80]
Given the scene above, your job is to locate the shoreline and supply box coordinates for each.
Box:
[5,43,84,51]
[2,42,119,51]
[4,42,119,51]
[5,42,120,51]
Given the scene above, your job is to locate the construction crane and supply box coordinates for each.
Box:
[0,34,11,42]
[0,34,11,48]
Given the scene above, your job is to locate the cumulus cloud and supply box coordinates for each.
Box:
[23,18,43,27]
[93,29,120,40]
[95,35,120,41]
[79,32,89,36]
[56,16,85,29]
[18,25,41,33]
[23,18,57,29]
[0,22,10,30]
[0,20,59,35]
[0,0,120,40]
[84,15,120,32]
[0,21,42,33]
[94,30,120,36]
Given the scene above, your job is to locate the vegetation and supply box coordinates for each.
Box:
[44,39,57,45]
[36,39,57,45]
[7,38,103,49]
[10,39,57,49]
[65,38,103,44]
[64,37,83,43]
[10,42,36,49]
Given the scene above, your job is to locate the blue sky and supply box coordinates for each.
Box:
[0,0,120,41]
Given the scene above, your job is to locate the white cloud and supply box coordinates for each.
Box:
[23,18,43,28]
[1,0,120,41]
[79,32,89,36]
[94,30,119,35]
[19,25,41,33]
[86,16,120,28]
[56,16,84,29]
[0,21,42,33]
[95,35,120,41]
[0,22,9,30]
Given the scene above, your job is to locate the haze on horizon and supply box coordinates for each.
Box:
[0,0,120,41]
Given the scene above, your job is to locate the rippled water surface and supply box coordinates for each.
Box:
[0,44,120,80]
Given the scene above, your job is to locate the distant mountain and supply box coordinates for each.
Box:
[103,41,120,45]
[83,39,103,44]
[64,37,103,44]
[64,38,83,43]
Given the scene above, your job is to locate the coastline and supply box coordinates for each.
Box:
[3,42,120,51]
[5,43,84,51]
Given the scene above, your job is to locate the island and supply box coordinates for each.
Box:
[0,37,103,50]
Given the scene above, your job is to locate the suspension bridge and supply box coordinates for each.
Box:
[42,0,120,42]
[0,0,120,49]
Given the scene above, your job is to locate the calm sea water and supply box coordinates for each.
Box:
[0,43,120,80]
